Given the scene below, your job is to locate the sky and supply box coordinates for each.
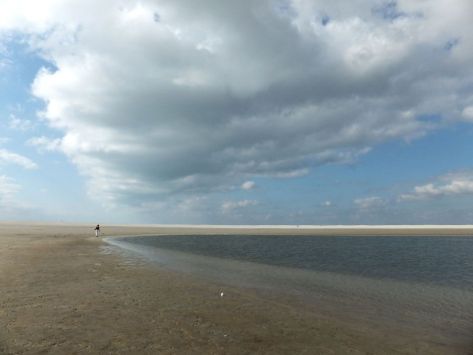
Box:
[0,0,472,224]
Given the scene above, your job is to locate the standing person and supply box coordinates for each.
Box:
[95,224,100,237]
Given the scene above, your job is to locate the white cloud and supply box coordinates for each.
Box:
[0,0,472,209]
[354,196,384,209]
[28,136,62,152]
[221,199,258,213]
[462,106,473,121]
[271,169,310,179]
[400,172,473,201]
[0,149,37,169]
[8,114,35,131]
[323,200,332,207]
[241,181,256,190]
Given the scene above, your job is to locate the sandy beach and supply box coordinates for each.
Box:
[1,223,472,354]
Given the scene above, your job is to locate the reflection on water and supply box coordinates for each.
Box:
[104,235,473,348]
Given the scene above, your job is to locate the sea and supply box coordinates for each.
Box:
[104,234,473,350]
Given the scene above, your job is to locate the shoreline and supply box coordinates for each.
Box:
[0,223,470,354]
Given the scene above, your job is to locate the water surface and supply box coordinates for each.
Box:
[116,235,473,290]
[105,234,473,349]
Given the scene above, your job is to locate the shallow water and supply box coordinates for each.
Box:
[105,235,473,349]
[115,235,473,289]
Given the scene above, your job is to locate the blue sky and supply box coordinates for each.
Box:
[0,40,100,221]
[0,0,472,224]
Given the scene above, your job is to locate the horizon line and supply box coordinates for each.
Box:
[1,221,473,229]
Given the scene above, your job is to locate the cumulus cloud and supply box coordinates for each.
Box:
[222,200,258,213]
[0,149,37,169]
[272,169,310,179]
[0,0,472,208]
[354,196,385,209]
[241,181,256,190]
[28,136,62,152]
[8,114,35,131]
[462,106,473,121]
[400,172,473,201]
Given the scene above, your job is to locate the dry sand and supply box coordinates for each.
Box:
[0,222,472,354]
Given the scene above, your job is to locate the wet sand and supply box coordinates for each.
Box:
[0,222,472,354]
